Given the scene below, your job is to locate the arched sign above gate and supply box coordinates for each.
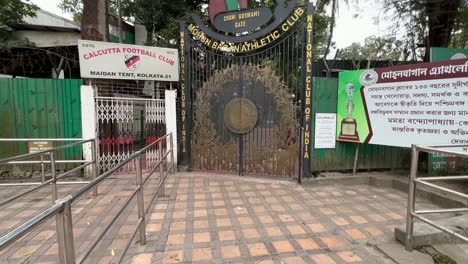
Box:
[192,0,303,44]
[187,6,305,54]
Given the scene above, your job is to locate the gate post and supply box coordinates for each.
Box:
[300,3,315,182]
[80,85,97,178]
[56,198,76,264]
[135,153,147,245]
[165,90,178,168]
[50,151,58,202]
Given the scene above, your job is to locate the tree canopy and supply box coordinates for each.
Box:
[336,36,407,69]
[382,0,467,61]
[69,0,467,61]
[0,0,38,43]
[60,0,207,46]
[132,0,207,46]
[60,0,134,23]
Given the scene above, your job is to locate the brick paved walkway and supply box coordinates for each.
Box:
[0,172,440,263]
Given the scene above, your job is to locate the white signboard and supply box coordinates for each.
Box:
[337,58,468,148]
[364,78,468,147]
[314,113,337,149]
[78,40,179,81]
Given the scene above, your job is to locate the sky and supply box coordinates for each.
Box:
[31,0,396,52]
[332,0,391,47]
[31,0,73,20]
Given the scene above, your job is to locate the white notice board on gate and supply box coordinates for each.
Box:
[78,40,179,81]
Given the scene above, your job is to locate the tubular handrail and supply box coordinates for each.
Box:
[6,160,88,164]
[0,202,64,249]
[0,176,57,207]
[96,96,165,102]
[0,138,91,142]
[405,144,468,251]
[0,139,98,207]
[0,139,94,165]
[0,133,175,264]
[70,133,171,201]
[416,145,468,159]
[137,133,171,154]
[76,188,140,263]
[70,151,139,200]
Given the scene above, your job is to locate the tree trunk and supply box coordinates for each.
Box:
[424,0,461,61]
[324,0,337,59]
[81,0,109,41]
[146,24,154,46]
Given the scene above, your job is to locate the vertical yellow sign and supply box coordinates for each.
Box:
[180,29,187,153]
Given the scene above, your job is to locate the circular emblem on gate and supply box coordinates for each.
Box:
[224,98,258,134]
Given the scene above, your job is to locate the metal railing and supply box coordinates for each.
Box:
[405,144,468,251]
[0,138,96,186]
[0,133,175,264]
[0,139,98,206]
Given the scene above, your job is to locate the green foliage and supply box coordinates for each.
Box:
[316,0,353,58]
[61,0,207,47]
[314,1,335,60]
[336,36,408,68]
[245,0,334,60]
[248,0,275,7]
[132,0,207,47]
[59,0,134,23]
[381,0,466,61]
[0,0,38,42]
[58,0,82,22]
[69,0,332,55]
[0,0,38,23]
[449,0,468,48]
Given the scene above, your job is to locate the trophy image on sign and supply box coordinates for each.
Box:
[338,83,360,141]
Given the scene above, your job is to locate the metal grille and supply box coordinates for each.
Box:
[187,18,306,177]
[93,79,171,99]
[96,97,166,173]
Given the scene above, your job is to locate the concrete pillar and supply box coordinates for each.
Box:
[80,85,96,177]
[165,90,178,166]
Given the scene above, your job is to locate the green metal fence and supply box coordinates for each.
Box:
[0,78,83,163]
[310,77,410,172]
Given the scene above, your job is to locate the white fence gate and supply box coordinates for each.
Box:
[80,86,177,174]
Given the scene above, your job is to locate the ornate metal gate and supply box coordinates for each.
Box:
[96,97,166,172]
[181,1,314,177]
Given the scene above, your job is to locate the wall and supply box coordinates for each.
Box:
[0,78,83,163]
[13,31,80,48]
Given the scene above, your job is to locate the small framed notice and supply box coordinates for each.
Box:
[28,141,53,154]
[314,113,337,149]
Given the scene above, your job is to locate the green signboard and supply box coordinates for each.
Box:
[337,69,371,143]
[431,47,468,62]
[225,0,240,11]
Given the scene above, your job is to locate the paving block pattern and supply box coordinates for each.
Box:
[124,173,439,264]
[0,172,440,263]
